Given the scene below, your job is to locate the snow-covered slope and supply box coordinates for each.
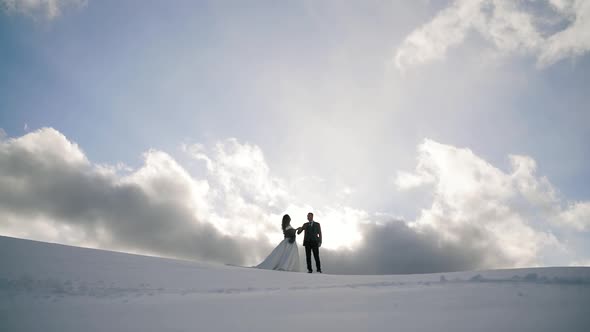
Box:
[1,236,589,331]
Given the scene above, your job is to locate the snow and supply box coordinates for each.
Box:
[1,236,589,331]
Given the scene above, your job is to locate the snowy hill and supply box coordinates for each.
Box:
[1,236,589,331]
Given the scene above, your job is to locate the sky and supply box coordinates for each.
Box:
[1,0,589,274]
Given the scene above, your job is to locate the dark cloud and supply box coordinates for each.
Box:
[320,220,503,275]
[0,128,270,265]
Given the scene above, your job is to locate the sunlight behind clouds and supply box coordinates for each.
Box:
[1,128,588,272]
[0,0,589,274]
[182,138,363,250]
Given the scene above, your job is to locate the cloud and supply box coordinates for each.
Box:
[182,139,291,240]
[0,128,585,274]
[539,0,590,65]
[321,219,497,274]
[557,202,590,231]
[0,128,270,265]
[1,0,85,20]
[394,0,590,71]
[394,140,556,267]
[394,0,489,71]
[394,139,590,268]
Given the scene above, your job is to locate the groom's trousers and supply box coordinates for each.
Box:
[305,245,321,272]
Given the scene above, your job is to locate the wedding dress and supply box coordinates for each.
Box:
[256,226,300,272]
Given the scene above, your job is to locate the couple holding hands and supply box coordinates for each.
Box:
[256,212,322,273]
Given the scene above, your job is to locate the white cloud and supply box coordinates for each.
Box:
[539,0,590,66]
[182,143,213,171]
[121,149,210,215]
[395,171,434,190]
[509,155,560,213]
[183,139,291,241]
[2,127,88,166]
[557,201,590,231]
[395,0,590,70]
[394,0,488,71]
[395,139,586,267]
[1,0,85,20]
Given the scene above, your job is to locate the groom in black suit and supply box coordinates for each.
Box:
[297,212,322,273]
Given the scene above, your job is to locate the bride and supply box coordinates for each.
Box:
[256,214,301,272]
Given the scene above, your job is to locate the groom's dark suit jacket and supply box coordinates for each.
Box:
[298,221,322,247]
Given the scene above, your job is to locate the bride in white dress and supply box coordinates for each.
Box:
[256,214,301,272]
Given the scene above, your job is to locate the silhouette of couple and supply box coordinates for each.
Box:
[256,212,322,273]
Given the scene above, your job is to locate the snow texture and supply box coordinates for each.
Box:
[1,235,589,331]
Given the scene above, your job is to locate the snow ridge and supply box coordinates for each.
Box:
[1,235,589,332]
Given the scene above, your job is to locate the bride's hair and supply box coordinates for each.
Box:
[281,214,291,231]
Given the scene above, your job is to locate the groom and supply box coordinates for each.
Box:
[297,212,322,273]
